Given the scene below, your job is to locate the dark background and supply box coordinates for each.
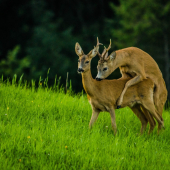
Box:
[0,0,169,102]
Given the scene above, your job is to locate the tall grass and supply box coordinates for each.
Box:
[0,76,170,170]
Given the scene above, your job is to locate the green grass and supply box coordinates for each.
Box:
[0,78,170,170]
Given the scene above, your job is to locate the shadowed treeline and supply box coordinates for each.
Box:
[0,0,169,103]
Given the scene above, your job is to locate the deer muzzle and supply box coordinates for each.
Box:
[95,77,102,81]
[77,68,84,73]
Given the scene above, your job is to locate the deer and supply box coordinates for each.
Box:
[95,38,167,131]
[75,41,164,135]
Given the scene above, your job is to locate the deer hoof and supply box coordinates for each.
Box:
[117,105,121,109]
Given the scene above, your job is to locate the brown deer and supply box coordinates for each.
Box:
[96,39,167,129]
[75,41,164,135]
[95,38,157,133]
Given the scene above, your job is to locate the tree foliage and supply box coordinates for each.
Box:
[108,0,170,101]
[0,46,30,78]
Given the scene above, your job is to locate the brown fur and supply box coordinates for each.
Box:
[75,43,164,135]
[97,46,167,128]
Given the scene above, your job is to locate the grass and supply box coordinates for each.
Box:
[0,77,170,170]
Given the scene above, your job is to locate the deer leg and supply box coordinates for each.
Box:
[140,106,156,134]
[153,80,167,119]
[118,72,132,80]
[153,85,165,117]
[130,105,148,134]
[155,108,164,134]
[89,108,100,129]
[153,86,161,114]
[142,101,164,133]
[153,84,167,125]
[153,86,165,132]
[117,75,144,108]
[108,108,117,135]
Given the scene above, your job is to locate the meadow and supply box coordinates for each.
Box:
[0,76,170,170]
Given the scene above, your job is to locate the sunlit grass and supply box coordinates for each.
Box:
[0,77,170,170]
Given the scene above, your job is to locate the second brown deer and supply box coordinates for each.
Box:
[75,41,164,135]
[96,39,167,131]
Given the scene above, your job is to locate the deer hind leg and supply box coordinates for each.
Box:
[140,105,156,134]
[142,100,164,133]
[130,105,148,134]
[157,98,166,132]
[154,79,168,117]
[117,74,145,109]
[153,85,163,117]
[153,85,166,132]
[89,107,100,129]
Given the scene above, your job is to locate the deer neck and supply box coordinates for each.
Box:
[81,69,96,97]
[112,51,127,69]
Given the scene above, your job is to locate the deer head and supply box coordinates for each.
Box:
[96,39,116,81]
[75,38,102,73]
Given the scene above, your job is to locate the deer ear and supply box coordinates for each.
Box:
[88,46,99,58]
[109,51,116,60]
[104,52,109,59]
[75,43,84,56]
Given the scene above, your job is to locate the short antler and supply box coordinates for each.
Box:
[106,39,112,53]
[101,39,112,60]
[95,37,103,58]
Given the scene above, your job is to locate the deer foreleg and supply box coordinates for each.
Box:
[117,75,144,108]
[109,108,117,135]
[89,108,100,129]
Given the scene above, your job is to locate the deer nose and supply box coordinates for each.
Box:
[95,77,102,81]
[77,68,84,73]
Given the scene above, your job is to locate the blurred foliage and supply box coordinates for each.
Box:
[0,46,30,78]
[0,0,169,101]
[26,8,76,87]
[109,0,170,50]
[107,0,170,102]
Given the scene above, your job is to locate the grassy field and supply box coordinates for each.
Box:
[0,77,170,170]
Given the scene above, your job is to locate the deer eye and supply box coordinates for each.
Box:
[103,67,107,71]
[85,61,89,64]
